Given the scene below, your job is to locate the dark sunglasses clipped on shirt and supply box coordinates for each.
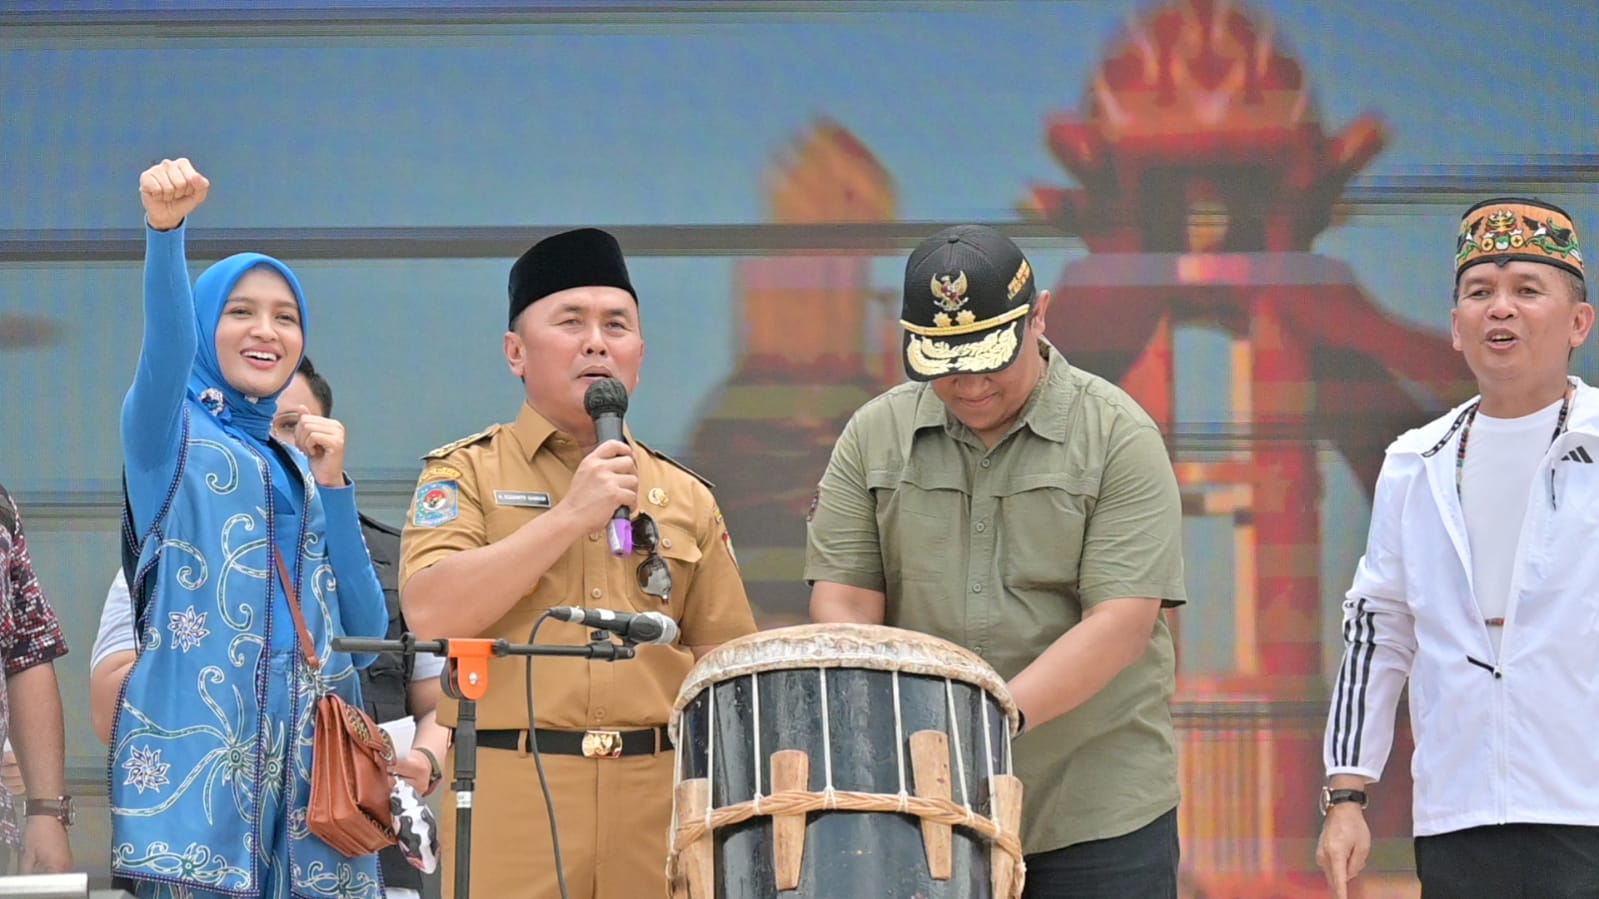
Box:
[633,512,672,603]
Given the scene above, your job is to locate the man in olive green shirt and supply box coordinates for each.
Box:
[806,225,1186,898]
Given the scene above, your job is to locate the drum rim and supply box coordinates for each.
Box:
[670,623,1019,734]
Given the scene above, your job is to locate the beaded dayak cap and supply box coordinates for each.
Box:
[1455,198,1584,283]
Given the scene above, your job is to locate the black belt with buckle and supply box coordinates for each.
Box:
[477,727,672,759]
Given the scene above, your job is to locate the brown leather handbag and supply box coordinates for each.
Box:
[277,555,399,856]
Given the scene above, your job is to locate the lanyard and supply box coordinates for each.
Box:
[1454,379,1576,506]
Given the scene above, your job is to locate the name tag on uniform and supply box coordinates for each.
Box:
[495,490,552,509]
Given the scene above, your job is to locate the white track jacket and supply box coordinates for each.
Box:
[1325,379,1599,837]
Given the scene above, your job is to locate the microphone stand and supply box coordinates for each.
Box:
[332,631,637,899]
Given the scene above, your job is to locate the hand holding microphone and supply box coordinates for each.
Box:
[583,378,635,556]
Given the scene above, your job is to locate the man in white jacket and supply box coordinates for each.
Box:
[1317,198,1597,898]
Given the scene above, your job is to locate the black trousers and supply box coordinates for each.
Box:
[1415,822,1599,899]
[1021,807,1179,899]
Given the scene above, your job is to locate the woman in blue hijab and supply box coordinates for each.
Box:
[111,158,388,899]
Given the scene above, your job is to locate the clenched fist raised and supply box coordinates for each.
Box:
[140,157,210,231]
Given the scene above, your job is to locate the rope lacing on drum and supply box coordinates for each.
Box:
[982,688,998,824]
[945,678,973,826]
[750,672,763,816]
[818,666,834,795]
[821,786,839,810]
[893,669,910,813]
[703,683,717,832]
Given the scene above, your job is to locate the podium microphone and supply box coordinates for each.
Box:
[548,607,678,645]
[583,377,633,557]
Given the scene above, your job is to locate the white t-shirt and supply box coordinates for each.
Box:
[90,569,445,681]
[1460,397,1563,656]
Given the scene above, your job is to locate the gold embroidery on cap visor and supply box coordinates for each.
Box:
[904,318,1025,378]
[1456,202,1584,279]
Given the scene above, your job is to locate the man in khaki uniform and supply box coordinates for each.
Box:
[807,225,1187,898]
[401,228,757,899]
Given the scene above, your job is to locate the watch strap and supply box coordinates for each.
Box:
[23,796,73,825]
[1322,787,1367,814]
[416,746,442,788]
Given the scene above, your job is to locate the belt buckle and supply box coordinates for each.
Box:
[581,729,624,759]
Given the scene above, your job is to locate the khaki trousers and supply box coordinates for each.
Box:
[441,740,676,899]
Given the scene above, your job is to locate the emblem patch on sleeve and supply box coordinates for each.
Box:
[412,481,459,528]
[421,464,463,482]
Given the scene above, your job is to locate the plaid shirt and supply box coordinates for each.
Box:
[0,485,69,846]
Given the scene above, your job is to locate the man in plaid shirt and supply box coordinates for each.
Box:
[0,482,72,874]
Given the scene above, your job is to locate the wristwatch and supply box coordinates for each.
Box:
[416,747,443,793]
[1319,786,1368,816]
[24,795,74,827]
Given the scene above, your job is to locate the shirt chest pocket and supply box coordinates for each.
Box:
[868,465,966,584]
[993,471,1092,590]
[643,522,702,608]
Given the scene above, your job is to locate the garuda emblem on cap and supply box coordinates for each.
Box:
[931,271,976,328]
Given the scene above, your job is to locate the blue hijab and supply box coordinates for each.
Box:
[187,252,309,440]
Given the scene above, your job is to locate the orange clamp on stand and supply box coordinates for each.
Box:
[440,637,499,702]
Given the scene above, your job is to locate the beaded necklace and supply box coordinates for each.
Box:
[1453,379,1577,506]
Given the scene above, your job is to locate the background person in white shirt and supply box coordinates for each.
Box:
[1317,198,1598,899]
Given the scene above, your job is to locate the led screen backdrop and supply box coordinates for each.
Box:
[2,1,1593,891]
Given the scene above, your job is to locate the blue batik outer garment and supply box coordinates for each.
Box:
[113,223,387,898]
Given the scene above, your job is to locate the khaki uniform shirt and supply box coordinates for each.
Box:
[805,342,1186,853]
[401,403,757,731]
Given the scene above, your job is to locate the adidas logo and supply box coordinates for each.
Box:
[1562,446,1594,464]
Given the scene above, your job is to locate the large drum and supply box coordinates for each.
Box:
[666,624,1025,899]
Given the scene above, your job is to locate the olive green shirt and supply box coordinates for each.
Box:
[805,342,1186,853]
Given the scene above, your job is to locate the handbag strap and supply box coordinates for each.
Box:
[275,553,322,672]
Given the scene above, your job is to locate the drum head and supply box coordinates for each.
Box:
[672,623,1018,737]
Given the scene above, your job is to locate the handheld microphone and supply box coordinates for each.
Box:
[548,607,679,645]
[583,377,633,556]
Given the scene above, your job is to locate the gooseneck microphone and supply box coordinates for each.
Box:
[547,607,679,645]
[583,377,633,556]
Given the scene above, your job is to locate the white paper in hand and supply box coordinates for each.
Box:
[379,717,416,759]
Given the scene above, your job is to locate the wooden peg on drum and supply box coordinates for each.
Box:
[989,774,1025,898]
[910,730,955,880]
[672,778,714,899]
[770,749,811,889]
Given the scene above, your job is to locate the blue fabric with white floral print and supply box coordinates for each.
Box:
[113,225,386,898]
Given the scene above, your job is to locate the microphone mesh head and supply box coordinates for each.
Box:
[644,611,680,643]
[583,378,629,418]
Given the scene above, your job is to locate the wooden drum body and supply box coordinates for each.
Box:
[667,624,1025,899]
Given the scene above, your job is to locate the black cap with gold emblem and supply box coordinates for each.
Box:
[900,224,1035,381]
